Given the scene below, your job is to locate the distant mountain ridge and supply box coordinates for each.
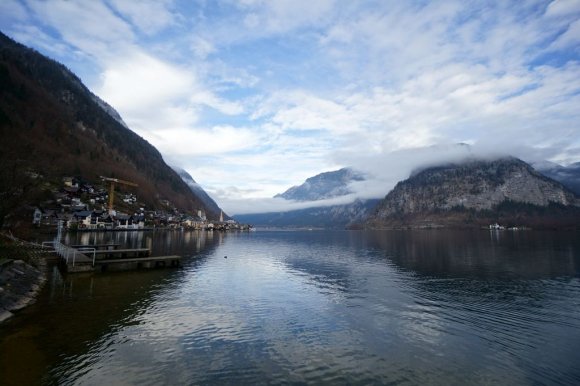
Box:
[172,167,225,218]
[235,199,380,229]
[0,31,219,222]
[366,157,580,229]
[275,168,365,201]
[235,167,375,228]
[533,161,580,196]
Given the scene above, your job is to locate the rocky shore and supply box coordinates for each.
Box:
[0,238,49,324]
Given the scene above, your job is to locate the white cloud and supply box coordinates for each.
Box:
[236,0,336,34]
[106,0,177,35]
[145,126,261,156]
[268,92,360,134]
[190,91,244,115]
[25,0,135,59]
[98,51,194,112]
[213,192,361,215]
[121,104,200,136]
[549,18,580,50]
[95,50,244,147]
[7,24,72,57]
[174,128,341,190]
[190,36,216,59]
[0,0,28,23]
[545,0,580,17]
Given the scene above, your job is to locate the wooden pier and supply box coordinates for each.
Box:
[53,242,181,273]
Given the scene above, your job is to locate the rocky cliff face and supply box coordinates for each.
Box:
[367,157,580,229]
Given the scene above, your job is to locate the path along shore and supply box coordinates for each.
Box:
[0,234,48,324]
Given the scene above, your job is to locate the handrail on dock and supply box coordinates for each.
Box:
[77,247,97,266]
[53,241,68,261]
[41,241,55,249]
[51,236,179,272]
[51,242,93,267]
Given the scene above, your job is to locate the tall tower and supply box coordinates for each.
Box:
[219,210,223,222]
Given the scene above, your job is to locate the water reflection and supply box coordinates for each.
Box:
[237,230,580,385]
[63,229,228,257]
[0,230,222,386]
[1,230,580,385]
[363,229,580,279]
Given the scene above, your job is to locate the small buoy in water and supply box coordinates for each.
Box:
[224,255,227,258]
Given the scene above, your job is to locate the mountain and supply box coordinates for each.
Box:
[366,157,580,229]
[0,32,219,224]
[235,168,377,228]
[172,167,225,217]
[274,168,365,201]
[533,161,580,196]
[235,199,380,229]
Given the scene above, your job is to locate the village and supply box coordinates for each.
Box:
[31,176,251,232]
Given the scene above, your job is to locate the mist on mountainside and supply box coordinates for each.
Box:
[222,141,579,216]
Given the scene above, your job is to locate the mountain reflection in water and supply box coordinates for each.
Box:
[1,229,579,385]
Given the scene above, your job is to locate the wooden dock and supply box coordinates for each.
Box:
[53,242,180,273]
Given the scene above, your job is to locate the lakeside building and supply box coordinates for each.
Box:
[28,177,250,232]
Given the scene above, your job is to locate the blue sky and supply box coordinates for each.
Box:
[1,0,580,214]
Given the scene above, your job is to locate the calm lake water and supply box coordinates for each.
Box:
[1,229,580,385]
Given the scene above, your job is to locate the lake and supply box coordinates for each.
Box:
[1,229,580,385]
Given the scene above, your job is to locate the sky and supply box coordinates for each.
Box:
[1,0,580,214]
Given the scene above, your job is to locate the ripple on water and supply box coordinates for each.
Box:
[7,230,580,385]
